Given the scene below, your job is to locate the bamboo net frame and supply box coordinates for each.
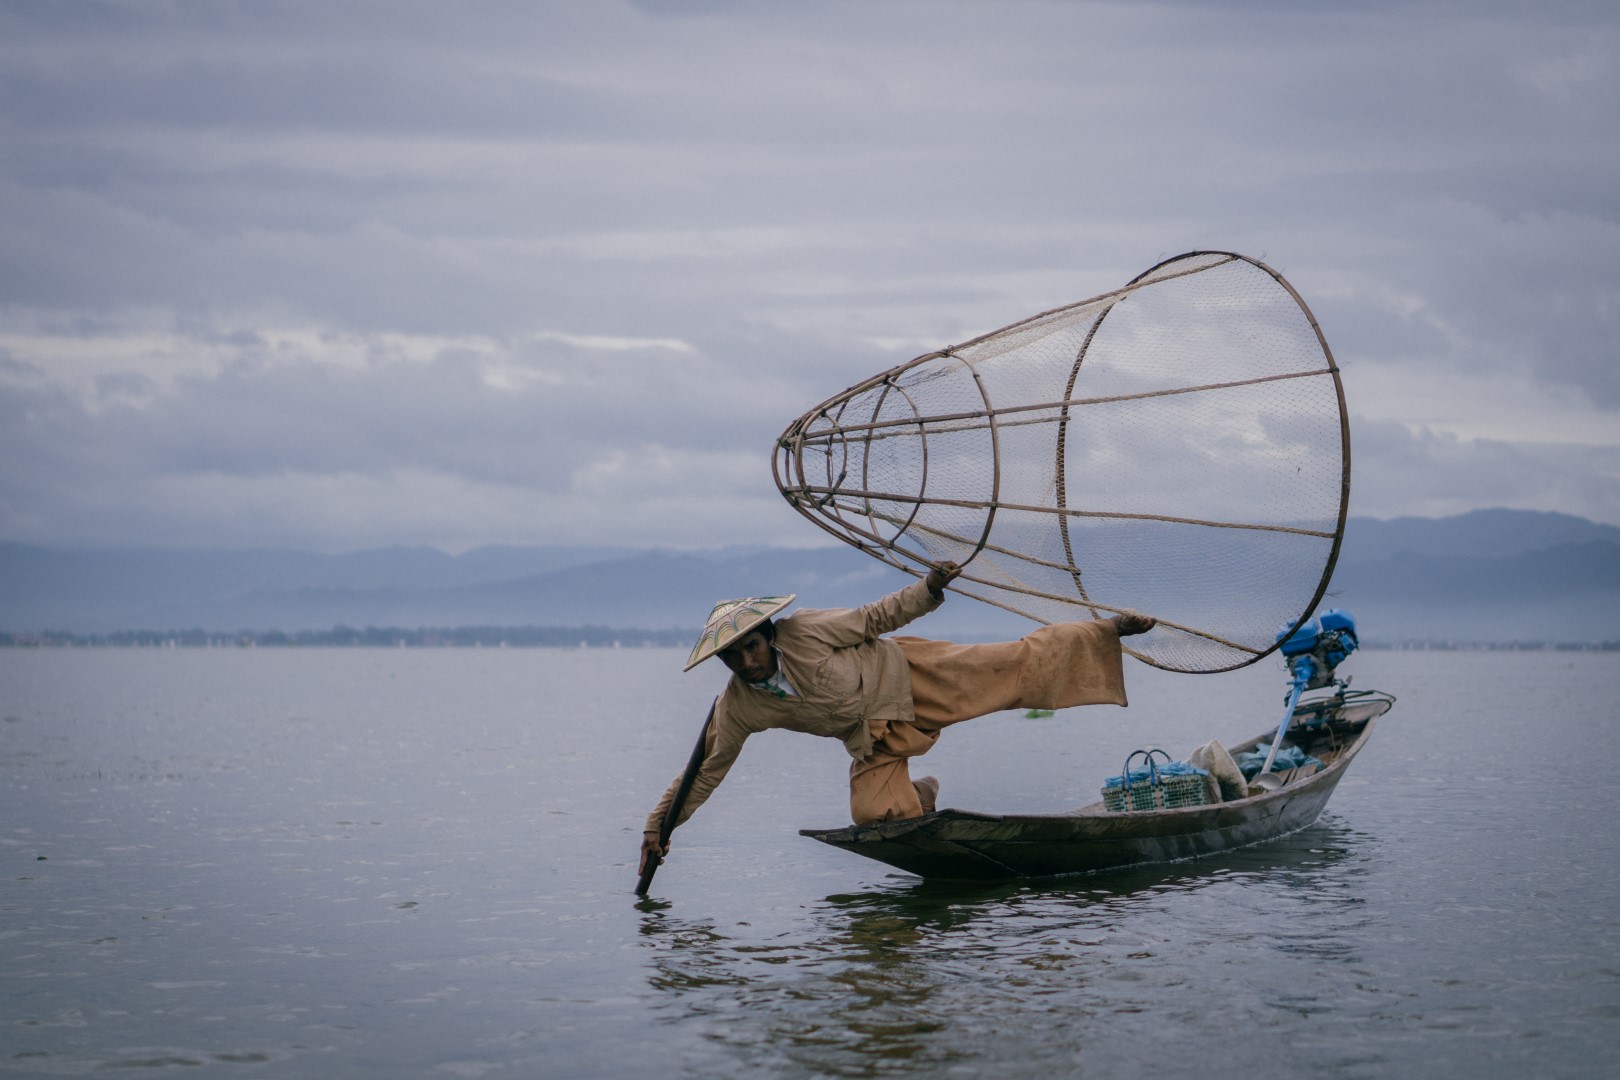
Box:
[772,251,1351,674]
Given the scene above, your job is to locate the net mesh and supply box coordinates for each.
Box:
[773,251,1349,674]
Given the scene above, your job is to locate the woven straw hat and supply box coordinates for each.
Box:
[685,595,796,671]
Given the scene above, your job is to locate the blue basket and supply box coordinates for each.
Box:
[1102,749,1211,812]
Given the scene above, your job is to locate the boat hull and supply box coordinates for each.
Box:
[801,701,1387,880]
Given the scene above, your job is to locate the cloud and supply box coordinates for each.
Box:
[0,319,814,548]
[0,0,1617,549]
[1350,417,1620,524]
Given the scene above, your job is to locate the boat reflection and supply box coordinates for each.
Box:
[635,818,1381,1073]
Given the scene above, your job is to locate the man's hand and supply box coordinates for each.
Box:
[639,831,668,876]
[1111,611,1156,637]
[926,561,962,597]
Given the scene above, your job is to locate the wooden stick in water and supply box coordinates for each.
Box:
[635,699,717,896]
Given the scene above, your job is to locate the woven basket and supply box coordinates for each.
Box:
[1102,749,1211,812]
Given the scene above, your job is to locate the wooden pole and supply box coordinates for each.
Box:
[635,699,717,896]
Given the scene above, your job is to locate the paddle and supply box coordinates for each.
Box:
[635,698,717,896]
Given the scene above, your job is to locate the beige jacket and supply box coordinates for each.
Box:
[645,579,942,832]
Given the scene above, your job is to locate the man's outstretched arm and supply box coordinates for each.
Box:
[637,700,751,874]
[845,561,962,641]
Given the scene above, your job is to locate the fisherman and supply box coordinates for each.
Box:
[638,562,1156,876]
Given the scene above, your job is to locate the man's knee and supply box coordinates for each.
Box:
[850,804,885,826]
[849,761,921,825]
[849,784,898,825]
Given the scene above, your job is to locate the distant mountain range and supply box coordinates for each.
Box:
[2,509,1618,644]
[1330,511,1620,643]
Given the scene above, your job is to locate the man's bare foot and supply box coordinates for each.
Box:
[1112,612,1156,636]
[912,775,939,815]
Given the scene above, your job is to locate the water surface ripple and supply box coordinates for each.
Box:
[2,648,1616,1077]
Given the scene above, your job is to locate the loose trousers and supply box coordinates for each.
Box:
[847,619,1128,824]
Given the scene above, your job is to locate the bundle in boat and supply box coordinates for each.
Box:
[773,251,1349,674]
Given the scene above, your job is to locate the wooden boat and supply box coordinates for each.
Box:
[801,688,1395,880]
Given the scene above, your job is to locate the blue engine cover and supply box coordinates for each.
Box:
[1318,608,1357,641]
[1278,617,1320,657]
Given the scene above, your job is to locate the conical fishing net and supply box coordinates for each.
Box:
[774,251,1349,673]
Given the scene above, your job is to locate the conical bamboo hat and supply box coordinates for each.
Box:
[685,595,796,671]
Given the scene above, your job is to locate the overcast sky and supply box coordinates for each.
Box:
[2,0,1616,553]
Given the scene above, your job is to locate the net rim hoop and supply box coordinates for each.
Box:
[772,250,1353,674]
[1120,251,1352,658]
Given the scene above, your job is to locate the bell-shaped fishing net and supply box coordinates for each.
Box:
[773,251,1350,673]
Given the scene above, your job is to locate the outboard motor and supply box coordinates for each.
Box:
[1277,608,1359,694]
[1256,609,1361,776]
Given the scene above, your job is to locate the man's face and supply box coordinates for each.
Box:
[717,627,777,683]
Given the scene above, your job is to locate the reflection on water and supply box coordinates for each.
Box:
[637,822,1385,1077]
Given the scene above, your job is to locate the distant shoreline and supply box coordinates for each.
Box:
[0,627,694,649]
[3,629,1616,652]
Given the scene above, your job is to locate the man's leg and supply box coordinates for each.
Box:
[896,619,1128,724]
[848,620,1131,824]
[848,717,939,824]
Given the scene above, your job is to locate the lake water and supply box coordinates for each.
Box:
[2,646,1617,1078]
